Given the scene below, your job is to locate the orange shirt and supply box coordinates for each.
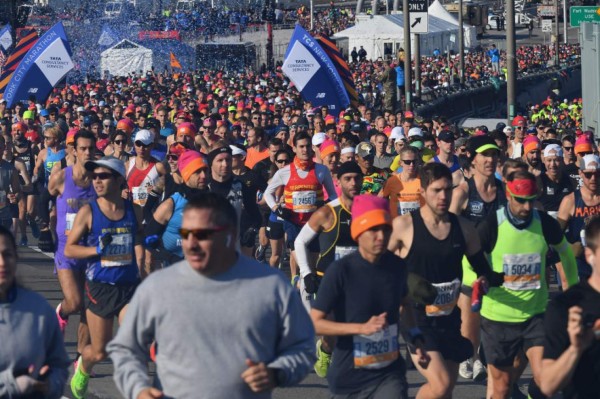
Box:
[381,175,424,218]
[245,146,269,169]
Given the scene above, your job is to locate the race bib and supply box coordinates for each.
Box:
[353,324,398,369]
[580,229,586,248]
[291,191,317,213]
[425,279,461,317]
[0,190,6,209]
[502,253,541,291]
[65,213,76,235]
[334,246,357,261]
[132,186,148,207]
[398,201,419,215]
[101,233,133,267]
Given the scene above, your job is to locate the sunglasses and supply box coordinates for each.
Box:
[563,146,574,151]
[179,226,228,241]
[135,141,150,148]
[583,171,600,179]
[513,196,536,204]
[402,159,416,165]
[92,172,115,180]
[44,136,55,140]
[103,124,111,128]
[276,158,290,164]
[114,139,125,145]
[167,154,179,161]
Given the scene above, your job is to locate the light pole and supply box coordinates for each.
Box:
[458,0,464,84]
[403,0,412,111]
[507,0,516,121]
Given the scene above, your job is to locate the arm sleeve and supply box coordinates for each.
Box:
[541,211,579,286]
[267,281,316,386]
[264,169,286,210]
[295,224,318,277]
[107,284,154,399]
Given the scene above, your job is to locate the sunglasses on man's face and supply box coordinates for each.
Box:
[135,141,150,148]
[402,159,416,165]
[562,146,574,152]
[583,171,600,180]
[512,196,535,204]
[179,226,228,241]
[167,154,179,161]
[92,172,115,181]
[276,158,290,164]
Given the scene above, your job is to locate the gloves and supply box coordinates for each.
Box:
[144,235,159,249]
[96,232,113,255]
[487,271,505,288]
[303,273,321,294]
[275,206,293,220]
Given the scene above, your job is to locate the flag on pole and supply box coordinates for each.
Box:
[0,29,38,96]
[170,52,182,69]
[0,25,13,55]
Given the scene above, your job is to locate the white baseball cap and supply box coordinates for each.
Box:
[390,126,405,141]
[408,127,423,138]
[134,129,154,145]
[312,132,327,147]
[579,154,600,172]
[543,144,563,158]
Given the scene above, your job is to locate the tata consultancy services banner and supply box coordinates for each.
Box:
[3,22,73,107]
[282,25,350,112]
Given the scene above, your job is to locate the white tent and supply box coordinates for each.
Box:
[333,14,460,60]
[428,0,479,48]
[100,39,153,78]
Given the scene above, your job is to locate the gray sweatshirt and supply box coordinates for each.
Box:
[0,286,70,399]
[108,255,316,399]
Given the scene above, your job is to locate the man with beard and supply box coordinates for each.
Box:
[523,135,544,176]
[295,162,364,378]
[558,154,600,280]
[145,150,210,266]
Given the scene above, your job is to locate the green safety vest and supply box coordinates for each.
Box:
[481,209,549,323]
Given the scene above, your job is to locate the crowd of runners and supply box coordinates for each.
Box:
[0,50,599,399]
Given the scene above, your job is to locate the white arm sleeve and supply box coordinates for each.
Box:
[264,168,290,210]
[294,224,318,278]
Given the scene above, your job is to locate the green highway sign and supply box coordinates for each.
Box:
[570,6,600,27]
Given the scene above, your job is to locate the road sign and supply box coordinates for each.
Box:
[409,0,429,33]
[570,6,600,28]
[541,19,552,33]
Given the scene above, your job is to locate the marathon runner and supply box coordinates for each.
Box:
[380,146,424,218]
[311,194,429,399]
[522,135,544,177]
[65,157,142,399]
[388,162,501,398]
[477,170,578,399]
[355,142,390,195]
[508,116,526,159]
[450,135,506,381]
[48,130,97,371]
[264,132,337,281]
[558,154,600,280]
[432,130,463,187]
[295,161,363,377]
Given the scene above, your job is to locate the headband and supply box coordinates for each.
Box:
[207,146,232,165]
[506,179,537,200]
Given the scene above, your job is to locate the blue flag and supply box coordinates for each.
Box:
[3,22,73,107]
[282,25,350,112]
[0,25,12,55]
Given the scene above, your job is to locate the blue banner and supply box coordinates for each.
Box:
[282,25,350,112]
[3,22,74,108]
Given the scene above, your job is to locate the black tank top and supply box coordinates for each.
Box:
[538,172,573,213]
[461,177,506,225]
[316,199,355,275]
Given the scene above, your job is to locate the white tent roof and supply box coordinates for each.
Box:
[428,0,461,25]
[100,39,153,77]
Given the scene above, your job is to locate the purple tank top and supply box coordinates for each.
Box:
[56,166,97,252]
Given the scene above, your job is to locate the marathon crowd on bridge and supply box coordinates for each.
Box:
[0,33,598,399]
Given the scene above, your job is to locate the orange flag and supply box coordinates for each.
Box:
[170,52,182,69]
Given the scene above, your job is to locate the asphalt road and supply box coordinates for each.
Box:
[16,242,543,399]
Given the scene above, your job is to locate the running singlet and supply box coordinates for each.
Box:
[433,155,460,173]
[161,193,186,259]
[15,147,35,183]
[382,175,423,218]
[316,198,355,276]
[56,167,97,252]
[127,160,159,207]
[85,200,139,285]
[0,161,13,222]
[510,141,523,159]
[565,190,600,278]
[538,173,573,216]
[283,164,323,226]
[44,147,66,182]
[481,209,549,323]
[461,178,506,225]
[404,211,466,325]
[361,168,390,195]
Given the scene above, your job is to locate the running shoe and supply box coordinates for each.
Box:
[255,245,266,262]
[70,356,90,399]
[28,216,40,239]
[55,303,68,334]
[459,359,473,379]
[472,359,487,381]
[18,237,28,247]
[73,356,96,378]
[314,339,332,378]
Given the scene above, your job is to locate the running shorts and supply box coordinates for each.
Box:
[85,280,137,319]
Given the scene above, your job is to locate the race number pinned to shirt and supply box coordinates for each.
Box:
[101,232,133,267]
[292,191,317,213]
[334,246,357,261]
[398,201,420,215]
[502,253,541,291]
[353,324,398,369]
[132,186,149,207]
[65,213,76,235]
[425,279,461,317]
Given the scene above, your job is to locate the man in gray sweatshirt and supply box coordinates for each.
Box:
[108,193,316,399]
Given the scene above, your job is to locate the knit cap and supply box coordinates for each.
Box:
[320,139,340,158]
[351,195,392,240]
[575,135,593,155]
[523,135,540,155]
[178,150,208,183]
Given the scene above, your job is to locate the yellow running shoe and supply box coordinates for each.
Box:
[71,356,90,399]
[314,339,332,378]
